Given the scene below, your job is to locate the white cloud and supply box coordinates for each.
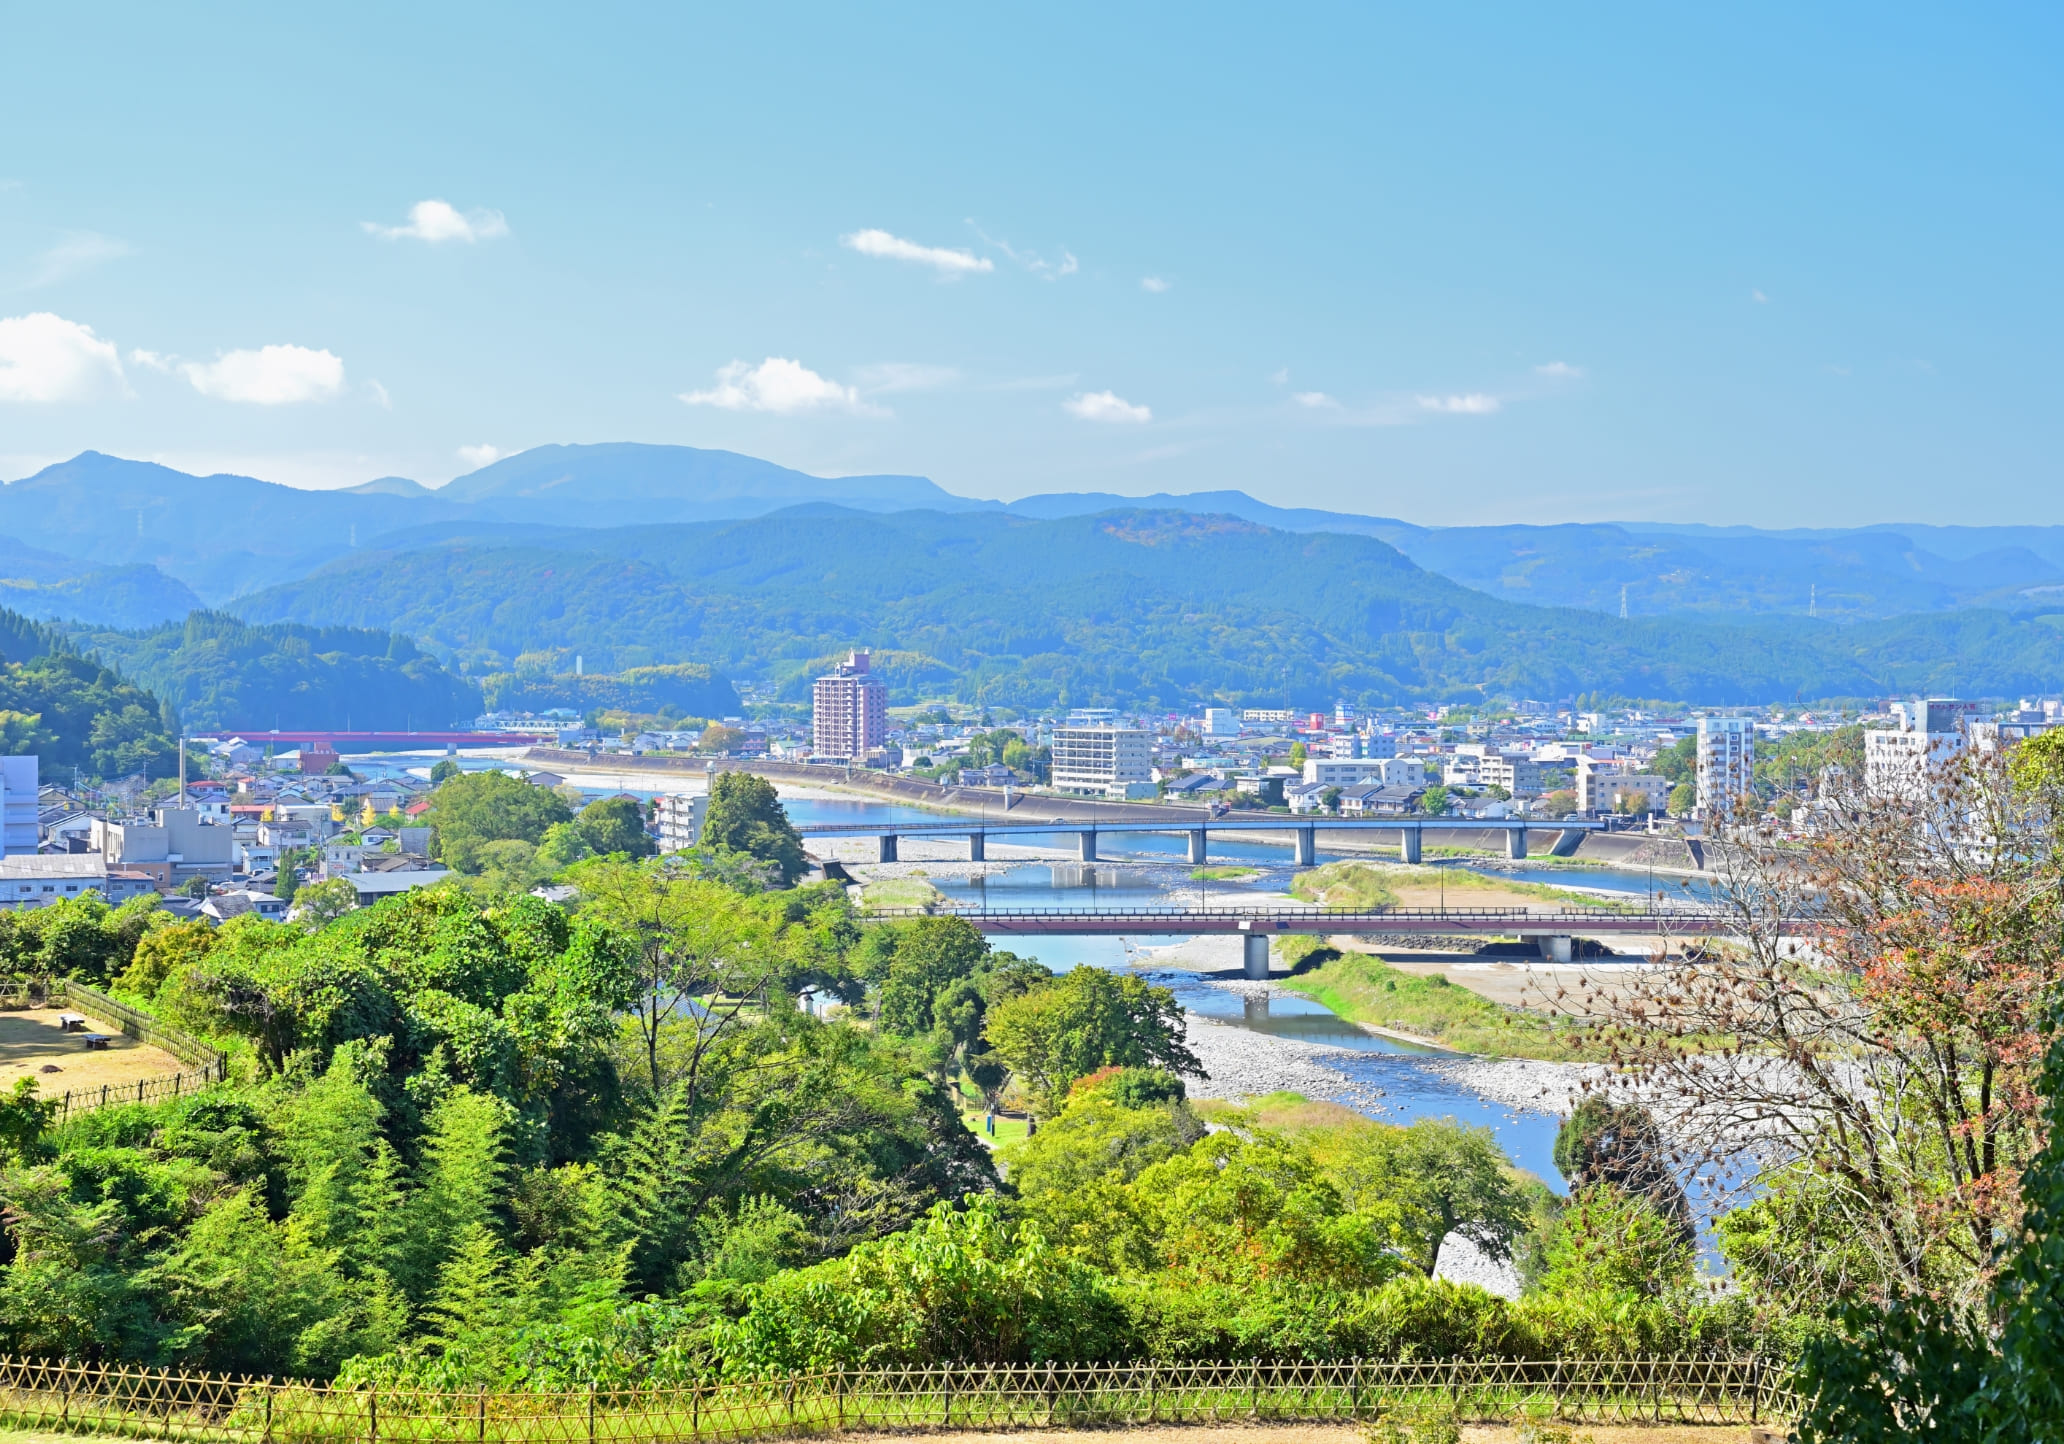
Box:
[128,347,174,372]
[1063,390,1151,424]
[680,357,876,414]
[456,444,503,471]
[1415,393,1501,415]
[366,379,392,409]
[363,199,509,244]
[1293,391,1339,409]
[1140,276,1170,293]
[1268,368,1290,386]
[1752,289,1769,303]
[0,312,126,402]
[853,362,959,394]
[1534,361,1585,378]
[28,231,130,287]
[183,345,346,404]
[841,229,992,276]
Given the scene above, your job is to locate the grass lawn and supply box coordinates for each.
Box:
[961,1109,1033,1144]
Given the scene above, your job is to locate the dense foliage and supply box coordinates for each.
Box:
[480,662,737,721]
[66,611,481,732]
[230,508,2064,707]
[0,606,179,780]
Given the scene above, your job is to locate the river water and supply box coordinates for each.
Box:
[371,757,1721,1191]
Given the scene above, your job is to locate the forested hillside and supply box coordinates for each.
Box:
[67,612,483,732]
[232,507,2064,708]
[0,606,179,779]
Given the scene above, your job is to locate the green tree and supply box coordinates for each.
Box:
[426,770,574,874]
[1666,781,1695,815]
[574,795,655,859]
[430,759,463,784]
[291,878,359,928]
[1323,1118,1533,1276]
[700,773,806,883]
[1418,784,1450,815]
[984,967,1203,1114]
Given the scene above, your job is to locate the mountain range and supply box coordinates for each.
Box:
[7,445,2061,624]
[6,443,2064,708]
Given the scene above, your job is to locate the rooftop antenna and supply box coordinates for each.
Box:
[1619,584,1628,620]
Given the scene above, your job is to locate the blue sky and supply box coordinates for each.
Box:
[2,4,2059,525]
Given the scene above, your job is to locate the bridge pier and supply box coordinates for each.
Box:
[1551,828,1584,857]
[1294,825,1316,867]
[1536,934,1573,964]
[1188,829,1208,865]
[968,833,986,862]
[1400,827,1422,864]
[1078,830,1098,863]
[1505,826,1529,861]
[1243,933,1270,979]
[877,834,898,863]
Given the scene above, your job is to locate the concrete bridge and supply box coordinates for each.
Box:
[864,903,1726,976]
[797,815,1603,866]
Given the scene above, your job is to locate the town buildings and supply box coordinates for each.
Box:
[1865,697,1979,801]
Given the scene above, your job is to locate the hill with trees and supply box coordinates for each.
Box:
[64,612,483,732]
[231,506,2064,709]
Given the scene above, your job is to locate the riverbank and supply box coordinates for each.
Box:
[1276,945,1606,1062]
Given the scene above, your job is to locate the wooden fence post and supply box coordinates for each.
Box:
[478,1384,487,1443]
[367,1388,377,1444]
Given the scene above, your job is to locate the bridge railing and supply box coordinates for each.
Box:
[864,904,1712,922]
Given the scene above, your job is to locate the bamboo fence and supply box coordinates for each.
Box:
[0,1355,1799,1442]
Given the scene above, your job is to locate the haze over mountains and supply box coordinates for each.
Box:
[6,443,2063,707]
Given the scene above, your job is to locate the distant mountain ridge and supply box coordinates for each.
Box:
[6,444,2064,628]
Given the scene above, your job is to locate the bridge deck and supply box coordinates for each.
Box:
[864,906,1725,936]
[798,817,1597,836]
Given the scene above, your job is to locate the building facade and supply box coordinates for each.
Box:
[811,650,888,763]
[1050,726,1153,796]
[1695,717,1756,818]
[1,755,35,855]
[654,792,708,851]
[1866,697,1977,802]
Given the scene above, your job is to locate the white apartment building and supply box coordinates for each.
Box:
[1051,726,1153,797]
[1865,698,1976,802]
[1303,758,1389,787]
[1,755,36,855]
[812,651,888,763]
[1200,707,1239,737]
[655,792,708,851]
[1477,756,1545,796]
[1695,717,1756,819]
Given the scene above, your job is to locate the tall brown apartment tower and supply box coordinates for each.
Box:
[812,650,887,762]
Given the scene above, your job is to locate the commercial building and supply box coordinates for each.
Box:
[1200,707,1239,737]
[1050,726,1153,797]
[0,855,158,910]
[1695,717,1756,819]
[811,651,888,763]
[1866,698,1978,802]
[1303,758,1390,787]
[90,806,236,886]
[655,793,708,851]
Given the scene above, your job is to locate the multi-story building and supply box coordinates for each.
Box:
[811,650,888,763]
[1477,755,1545,796]
[654,792,707,851]
[91,806,236,887]
[1303,758,1390,787]
[1,755,36,855]
[1866,698,1977,802]
[1695,717,1756,819]
[1051,726,1153,797]
[1199,707,1240,737]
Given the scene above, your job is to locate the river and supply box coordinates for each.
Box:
[364,755,1717,1192]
